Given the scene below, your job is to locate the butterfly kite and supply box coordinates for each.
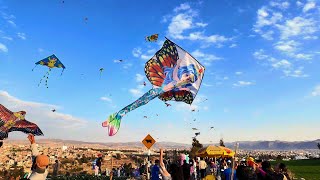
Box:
[145,34,159,42]
[102,38,205,136]
[32,54,65,88]
[0,104,44,147]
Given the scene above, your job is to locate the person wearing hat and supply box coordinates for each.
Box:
[26,134,49,180]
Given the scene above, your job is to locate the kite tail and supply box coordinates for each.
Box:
[60,68,65,76]
[38,69,51,88]
[32,64,38,71]
[102,88,164,136]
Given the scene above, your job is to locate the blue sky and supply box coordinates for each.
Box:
[0,0,319,144]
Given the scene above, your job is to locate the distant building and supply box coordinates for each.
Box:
[62,146,68,151]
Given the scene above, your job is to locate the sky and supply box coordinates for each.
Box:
[0,0,319,145]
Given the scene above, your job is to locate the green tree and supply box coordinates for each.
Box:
[219,138,225,147]
[190,137,203,159]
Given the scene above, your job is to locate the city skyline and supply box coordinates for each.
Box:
[0,0,319,144]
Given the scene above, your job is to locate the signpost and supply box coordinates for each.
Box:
[142,134,156,180]
[142,134,156,149]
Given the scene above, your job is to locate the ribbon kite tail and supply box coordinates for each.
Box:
[102,88,164,136]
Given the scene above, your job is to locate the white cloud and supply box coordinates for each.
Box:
[303,1,316,13]
[303,35,318,40]
[135,74,144,82]
[129,88,143,97]
[0,90,87,132]
[253,49,269,60]
[235,71,243,75]
[165,4,231,47]
[7,20,16,27]
[196,22,208,27]
[0,43,8,53]
[261,30,274,40]
[192,49,222,66]
[17,32,26,40]
[174,3,191,12]
[123,63,133,69]
[229,43,237,48]
[132,47,142,57]
[2,36,13,41]
[311,85,320,96]
[100,96,112,102]
[203,83,213,87]
[274,40,299,52]
[272,59,291,69]
[277,17,317,39]
[168,13,194,39]
[270,1,290,9]
[296,1,303,7]
[38,48,44,53]
[233,81,254,87]
[292,53,313,60]
[283,67,308,78]
[254,7,283,33]
[223,76,229,80]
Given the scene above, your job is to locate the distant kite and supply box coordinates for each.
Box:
[99,68,104,79]
[114,60,124,63]
[145,34,158,42]
[32,54,65,88]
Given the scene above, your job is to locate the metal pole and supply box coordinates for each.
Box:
[230,143,239,180]
[146,149,151,180]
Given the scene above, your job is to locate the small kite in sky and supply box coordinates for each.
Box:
[165,102,171,107]
[145,34,159,42]
[191,109,196,112]
[210,126,214,130]
[0,104,44,147]
[32,54,65,88]
[84,17,88,23]
[114,60,124,63]
[143,116,148,118]
[195,132,200,137]
[99,68,104,79]
[52,109,56,112]
[102,38,205,136]
[192,128,198,130]
[142,82,147,86]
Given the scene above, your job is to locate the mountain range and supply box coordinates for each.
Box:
[6,139,320,150]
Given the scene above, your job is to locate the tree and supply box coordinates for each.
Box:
[219,138,225,147]
[190,137,203,159]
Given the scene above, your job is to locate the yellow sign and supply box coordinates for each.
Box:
[142,134,156,149]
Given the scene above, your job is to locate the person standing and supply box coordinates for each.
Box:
[26,134,49,180]
[52,159,60,176]
[199,157,207,179]
[151,160,160,180]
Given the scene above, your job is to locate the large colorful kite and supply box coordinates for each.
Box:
[102,38,205,136]
[32,54,65,88]
[0,104,44,147]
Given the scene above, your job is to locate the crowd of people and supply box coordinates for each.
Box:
[1,135,293,180]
